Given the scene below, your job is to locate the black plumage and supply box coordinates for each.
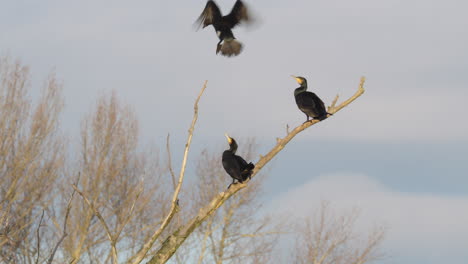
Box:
[222,134,255,188]
[292,76,330,122]
[195,0,251,57]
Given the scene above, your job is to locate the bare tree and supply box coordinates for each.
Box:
[0,55,374,264]
[0,56,64,263]
[177,139,281,264]
[59,92,169,264]
[291,201,386,264]
[143,78,366,263]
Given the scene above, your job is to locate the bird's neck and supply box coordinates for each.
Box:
[294,85,307,96]
[229,143,238,154]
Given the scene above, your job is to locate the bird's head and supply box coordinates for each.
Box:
[225,133,234,145]
[225,133,238,152]
[291,75,307,87]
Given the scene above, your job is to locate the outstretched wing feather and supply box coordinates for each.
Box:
[225,0,250,28]
[195,1,222,29]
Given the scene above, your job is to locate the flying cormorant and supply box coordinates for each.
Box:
[222,134,255,188]
[292,76,330,122]
[195,0,251,57]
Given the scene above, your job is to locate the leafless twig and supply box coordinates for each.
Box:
[47,177,77,264]
[129,80,208,264]
[72,184,118,264]
[166,134,177,191]
[35,210,45,264]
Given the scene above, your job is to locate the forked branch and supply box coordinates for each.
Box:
[128,80,208,264]
[47,174,79,264]
[146,77,366,264]
[72,184,118,264]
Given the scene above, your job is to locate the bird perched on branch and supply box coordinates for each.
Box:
[195,0,252,57]
[222,134,255,188]
[292,76,330,122]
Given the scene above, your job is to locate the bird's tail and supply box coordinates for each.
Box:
[217,39,243,57]
[318,112,333,121]
[241,162,255,181]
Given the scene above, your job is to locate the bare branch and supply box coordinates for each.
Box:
[72,184,118,264]
[239,231,288,238]
[329,94,340,111]
[146,77,366,264]
[328,76,365,113]
[166,134,177,191]
[114,183,144,241]
[129,80,208,264]
[196,217,215,264]
[291,201,384,264]
[48,174,79,264]
[35,210,45,264]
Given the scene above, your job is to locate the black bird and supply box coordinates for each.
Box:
[195,0,251,57]
[292,76,330,122]
[222,134,255,188]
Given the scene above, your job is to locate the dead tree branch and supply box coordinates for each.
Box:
[146,77,366,264]
[72,184,118,264]
[129,80,208,264]
[166,134,177,191]
[47,175,79,264]
[35,210,45,264]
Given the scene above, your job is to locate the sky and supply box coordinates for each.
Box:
[1,0,467,263]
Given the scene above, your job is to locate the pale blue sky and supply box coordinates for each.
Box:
[1,0,467,263]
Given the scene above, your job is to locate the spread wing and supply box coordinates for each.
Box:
[225,0,250,28]
[194,1,222,30]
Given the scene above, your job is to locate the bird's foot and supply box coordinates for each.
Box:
[227,180,239,189]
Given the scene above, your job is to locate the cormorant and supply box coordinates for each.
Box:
[222,134,255,188]
[292,76,330,122]
[195,0,251,57]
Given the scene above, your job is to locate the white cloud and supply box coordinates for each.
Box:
[271,173,468,263]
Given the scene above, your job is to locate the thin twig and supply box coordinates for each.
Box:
[240,231,289,238]
[328,77,365,113]
[166,134,177,191]
[329,94,340,111]
[166,133,182,226]
[115,183,144,240]
[35,210,45,264]
[72,184,118,264]
[47,173,80,264]
[129,80,208,264]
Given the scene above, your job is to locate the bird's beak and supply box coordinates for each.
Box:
[224,133,232,144]
[291,75,301,84]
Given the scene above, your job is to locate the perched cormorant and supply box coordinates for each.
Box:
[222,134,255,188]
[195,0,251,57]
[292,76,330,122]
